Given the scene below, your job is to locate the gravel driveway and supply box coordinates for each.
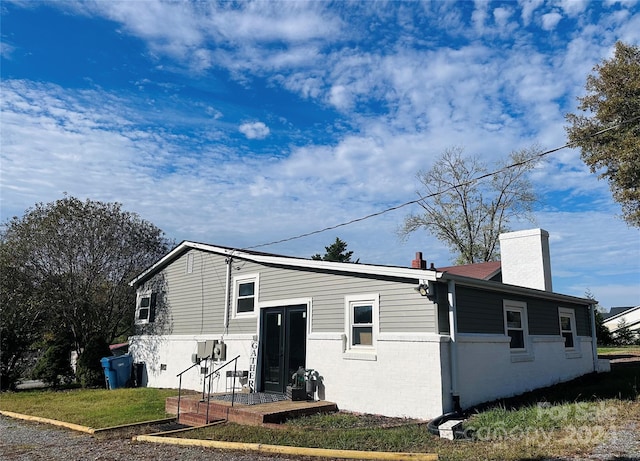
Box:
[0,416,297,461]
[2,414,638,461]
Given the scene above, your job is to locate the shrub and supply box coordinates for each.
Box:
[76,336,111,388]
[32,338,73,387]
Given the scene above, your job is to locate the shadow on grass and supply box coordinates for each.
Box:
[469,359,640,414]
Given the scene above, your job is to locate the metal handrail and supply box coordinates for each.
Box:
[175,356,209,422]
[204,355,241,423]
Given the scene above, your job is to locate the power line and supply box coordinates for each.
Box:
[244,116,638,250]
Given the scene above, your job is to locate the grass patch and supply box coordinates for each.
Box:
[0,388,178,428]
[177,360,640,461]
[598,345,640,356]
[1,356,639,460]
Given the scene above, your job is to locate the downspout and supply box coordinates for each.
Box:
[589,303,598,372]
[447,280,461,413]
[223,257,232,332]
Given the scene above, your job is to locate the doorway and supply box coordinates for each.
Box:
[260,305,307,394]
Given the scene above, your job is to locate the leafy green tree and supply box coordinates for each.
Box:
[0,244,47,390]
[565,42,640,227]
[595,310,615,346]
[32,335,74,388]
[312,237,358,263]
[614,318,636,346]
[399,146,539,264]
[0,196,171,387]
[76,335,112,388]
[585,290,614,346]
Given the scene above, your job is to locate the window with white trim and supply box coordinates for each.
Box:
[503,301,528,351]
[345,294,379,351]
[136,292,156,324]
[233,274,259,316]
[559,307,577,349]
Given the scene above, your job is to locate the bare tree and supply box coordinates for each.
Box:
[399,146,539,264]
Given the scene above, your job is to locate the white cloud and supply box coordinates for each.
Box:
[541,11,563,30]
[518,0,544,26]
[238,121,270,139]
[558,0,589,17]
[2,1,639,308]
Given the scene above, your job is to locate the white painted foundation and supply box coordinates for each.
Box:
[306,333,449,419]
[456,334,595,409]
[131,332,450,420]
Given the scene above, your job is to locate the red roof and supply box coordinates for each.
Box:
[437,261,501,280]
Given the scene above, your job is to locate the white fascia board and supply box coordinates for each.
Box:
[130,240,441,287]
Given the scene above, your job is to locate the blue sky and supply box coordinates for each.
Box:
[1,0,639,309]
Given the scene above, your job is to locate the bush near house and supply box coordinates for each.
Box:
[76,336,111,388]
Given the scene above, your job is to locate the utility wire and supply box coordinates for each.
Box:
[244,116,639,251]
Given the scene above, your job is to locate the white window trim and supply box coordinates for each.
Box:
[559,307,578,351]
[233,273,259,318]
[344,293,379,356]
[503,300,529,353]
[135,290,154,325]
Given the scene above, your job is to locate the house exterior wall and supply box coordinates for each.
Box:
[130,244,595,420]
[604,306,640,333]
[131,247,446,419]
[452,284,595,409]
[456,334,595,409]
[455,286,591,336]
[306,333,451,418]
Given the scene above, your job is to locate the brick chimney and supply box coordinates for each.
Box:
[411,252,427,269]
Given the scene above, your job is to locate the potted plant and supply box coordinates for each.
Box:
[305,369,319,394]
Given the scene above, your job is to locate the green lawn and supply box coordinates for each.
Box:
[1,353,639,461]
[598,345,640,355]
[0,388,178,428]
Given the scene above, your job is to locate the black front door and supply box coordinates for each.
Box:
[261,305,307,393]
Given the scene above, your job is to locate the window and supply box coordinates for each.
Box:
[136,292,156,324]
[503,301,528,351]
[352,303,373,346]
[345,294,379,351]
[559,308,577,349]
[234,274,259,316]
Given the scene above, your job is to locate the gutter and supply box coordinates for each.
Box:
[447,280,461,413]
[223,256,232,331]
[590,303,598,372]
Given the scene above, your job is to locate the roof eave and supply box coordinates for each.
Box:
[440,272,594,305]
[129,241,442,287]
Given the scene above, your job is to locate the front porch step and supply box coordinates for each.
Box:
[168,394,338,427]
[177,411,224,426]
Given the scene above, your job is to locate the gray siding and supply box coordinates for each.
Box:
[139,249,438,336]
[237,260,437,334]
[455,286,592,337]
[165,250,228,335]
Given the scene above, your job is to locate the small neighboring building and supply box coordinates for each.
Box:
[128,228,598,420]
[603,305,640,336]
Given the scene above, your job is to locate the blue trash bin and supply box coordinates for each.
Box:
[100,354,133,389]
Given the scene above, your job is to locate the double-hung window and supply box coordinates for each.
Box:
[345,294,379,352]
[234,274,259,316]
[503,300,528,351]
[136,292,156,324]
[559,308,577,349]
